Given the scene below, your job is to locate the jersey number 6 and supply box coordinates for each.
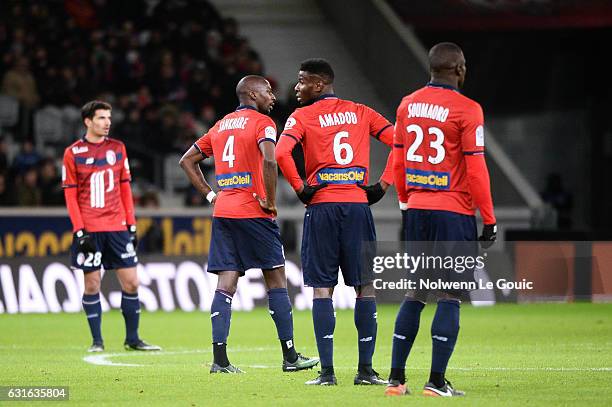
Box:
[333,131,354,165]
[406,124,446,164]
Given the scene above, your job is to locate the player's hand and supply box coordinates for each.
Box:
[358,182,386,205]
[74,229,96,254]
[296,183,328,205]
[127,224,138,248]
[479,224,497,249]
[253,193,278,217]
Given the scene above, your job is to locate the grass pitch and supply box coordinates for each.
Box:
[1,303,611,406]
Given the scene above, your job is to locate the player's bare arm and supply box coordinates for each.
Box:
[179,146,216,204]
[253,140,278,216]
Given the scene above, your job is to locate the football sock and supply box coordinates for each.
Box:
[267,288,297,362]
[211,290,233,344]
[354,296,377,370]
[121,291,140,344]
[389,368,406,385]
[82,293,103,343]
[389,299,425,383]
[429,372,445,388]
[213,343,230,367]
[430,299,460,387]
[312,298,335,372]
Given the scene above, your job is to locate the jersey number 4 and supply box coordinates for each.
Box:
[406,124,445,164]
[222,135,236,168]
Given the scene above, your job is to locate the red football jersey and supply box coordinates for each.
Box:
[62,137,132,232]
[194,106,277,218]
[395,83,486,216]
[281,95,393,204]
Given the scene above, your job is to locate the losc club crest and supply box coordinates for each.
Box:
[284,117,296,130]
[126,242,135,253]
[265,126,276,141]
[106,150,116,165]
[475,125,484,147]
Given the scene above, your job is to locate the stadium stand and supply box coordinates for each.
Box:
[0,0,277,207]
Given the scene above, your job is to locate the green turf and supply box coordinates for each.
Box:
[1,303,611,406]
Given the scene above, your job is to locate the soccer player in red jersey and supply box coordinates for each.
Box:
[63,100,160,352]
[275,59,394,386]
[179,75,318,374]
[384,43,496,397]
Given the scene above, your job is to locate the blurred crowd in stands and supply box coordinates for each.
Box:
[0,0,300,208]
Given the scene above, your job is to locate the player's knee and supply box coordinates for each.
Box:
[262,266,287,290]
[216,274,238,295]
[405,289,429,303]
[216,283,237,296]
[355,283,375,298]
[122,280,139,293]
[313,287,333,298]
[83,272,101,294]
[435,291,461,303]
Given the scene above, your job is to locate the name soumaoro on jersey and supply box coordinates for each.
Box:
[395,85,485,215]
[194,106,277,219]
[281,97,393,204]
[62,137,131,232]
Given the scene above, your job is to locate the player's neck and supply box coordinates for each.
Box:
[237,102,258,111]
[84,133,105,144]
[429,77,459,90]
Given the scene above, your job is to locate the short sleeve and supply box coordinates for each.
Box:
[194,125,217,159]
[281,112,306,143]
[461,102,485,155]
[256,116,277,145]
[62,148,77,188]
[120,143,131,182]
[364,105,393,141]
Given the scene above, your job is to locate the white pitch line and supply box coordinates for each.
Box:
[83,353,141,367]
[82,348,274,367]
[82,350,612,372]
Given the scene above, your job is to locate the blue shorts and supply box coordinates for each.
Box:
[70,231,138,273]
[208,217,285,275]
[403,209,478,295]
[403,209,477,242]
[301,203,376,288]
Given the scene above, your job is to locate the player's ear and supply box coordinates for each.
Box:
[456,63,466,77]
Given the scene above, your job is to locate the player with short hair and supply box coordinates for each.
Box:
[179,75,318,374]
[63,100,160,352]
[384,42,496,397]
[275,58,394,385]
